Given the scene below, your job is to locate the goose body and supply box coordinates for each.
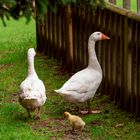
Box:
[55,68,102,104]
[55,32,110,114]
[19,48,46,118]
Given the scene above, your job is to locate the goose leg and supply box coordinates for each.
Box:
[79,100,101,115]
[27,109,31,118]
[77,106,87,114]
[87,100,101,114]
[34,107,41,119]
[79,108,88,115]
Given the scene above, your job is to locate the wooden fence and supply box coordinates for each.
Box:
[36,2,140,117]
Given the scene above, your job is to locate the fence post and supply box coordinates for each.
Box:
[66,5,73,72]
[137,0,140,13]
[109,0,116,4]
[123,0,130,9]
[136,22,140,117]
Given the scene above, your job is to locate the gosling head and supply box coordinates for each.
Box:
[64,111,71,118]
[89,32,110,42]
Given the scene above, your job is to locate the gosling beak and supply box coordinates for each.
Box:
[101,34,110,40]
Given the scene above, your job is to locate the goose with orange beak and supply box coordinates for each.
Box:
[55,32,110,114]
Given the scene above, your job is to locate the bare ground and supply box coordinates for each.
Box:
[10,93,93,140]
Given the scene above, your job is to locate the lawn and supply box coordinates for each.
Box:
[106,0,137,12]
[0,19,140,140]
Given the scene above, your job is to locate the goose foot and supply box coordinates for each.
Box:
[80,110,101,115]
[27,109,31,118]
[34,116,40,120]
[34,107,41,120]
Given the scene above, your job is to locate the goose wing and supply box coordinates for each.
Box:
[55,69,102,94]
[19,78,46,100]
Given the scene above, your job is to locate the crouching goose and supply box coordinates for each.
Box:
[54,32,110,114]
[19,48,47,119]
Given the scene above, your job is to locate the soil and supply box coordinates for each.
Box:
[9,93,93,140]
[32,118,91,140]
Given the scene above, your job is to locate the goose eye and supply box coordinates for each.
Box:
[97,33,100,35]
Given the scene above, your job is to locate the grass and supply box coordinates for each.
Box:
[0,18,140,140]
[106,0,137,12]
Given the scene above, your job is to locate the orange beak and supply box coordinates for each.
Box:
[101,34,110,40]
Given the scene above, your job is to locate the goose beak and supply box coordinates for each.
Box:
[101,34,110,40]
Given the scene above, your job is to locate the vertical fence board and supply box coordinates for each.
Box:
[104,10,111,96]
[123,17,131,110]
[136,22,140,117]
[72,6,78,71]
[80,7,87,69]
[66,5,73,72]
[77,7,83,69]
[36,23,45,52]
[138,0,140,13]
[61,7,67,68]
[48,11,53,58]
[99,9,106,95]
[110,12,117,101]
[109,0,116,4]
[123,0,130,9]
[118,15,124,106]
[131,21,137,114]
[113,13,118,103]
[83,7,88,68]
[56,7,62,60]
[44,14,48,55]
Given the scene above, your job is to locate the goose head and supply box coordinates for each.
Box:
[89,32,110,42]
[28,48,36,58]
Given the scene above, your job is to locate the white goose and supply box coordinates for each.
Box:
[19,48,47,118]
[55,32,110,114]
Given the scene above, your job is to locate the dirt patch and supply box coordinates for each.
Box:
[9,93,18,103]
[0,64,13,71]
[90,120,103,126]
[32,118,91,140]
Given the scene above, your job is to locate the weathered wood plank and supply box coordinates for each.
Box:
[138,0,140,13]
[123,0,130,9]
[136,22,140,117]
[65,5,73,71]
[72,6,78,71]
[61,6,67,69]
[109,0,116,4]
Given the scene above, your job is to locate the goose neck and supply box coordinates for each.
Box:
[27,56,37,76]
[88,39,102,73]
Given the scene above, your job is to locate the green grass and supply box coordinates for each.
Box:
[0,18,140,140]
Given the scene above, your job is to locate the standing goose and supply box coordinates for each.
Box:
[19,48,47,118]
[55,32,110,114]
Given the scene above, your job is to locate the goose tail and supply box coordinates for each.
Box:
[54,89,61,94]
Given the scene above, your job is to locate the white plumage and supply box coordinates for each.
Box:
[19,48,47,118]
[55,32,110,114]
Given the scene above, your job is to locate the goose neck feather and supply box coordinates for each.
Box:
[88,39,102,74]
[27,55,37,77]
